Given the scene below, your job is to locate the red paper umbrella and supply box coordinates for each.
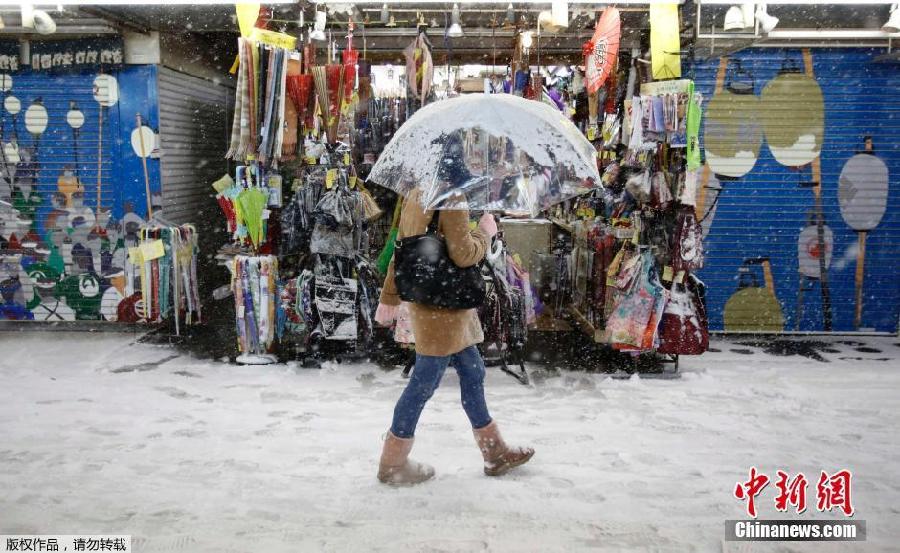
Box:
[584,7,620,95]
[325,64,344,119]
[286,73,315,128]
[342,47,358,102]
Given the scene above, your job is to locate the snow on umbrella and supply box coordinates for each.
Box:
[584,6,620,95]
[367,94,600,215]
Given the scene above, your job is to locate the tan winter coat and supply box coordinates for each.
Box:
[380,190,489,357]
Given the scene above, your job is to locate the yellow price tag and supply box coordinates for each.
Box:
[344,153,350,166]
[587,126,597,141]
[248,27,298,50]
[674,270,686,284]
[140,239,166,261]
[349,176,358,189]
[305,155,317,165]
[325,169,337,189]
[128,246,143,265]
[662,265,674,282]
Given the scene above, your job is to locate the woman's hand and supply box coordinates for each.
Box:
[478,213,498,239]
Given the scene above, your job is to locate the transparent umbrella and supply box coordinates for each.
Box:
[367,94,600,215]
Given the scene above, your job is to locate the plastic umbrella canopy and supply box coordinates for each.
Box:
[367,94,600,215]
[237,187,269,248]
[584,7,620,94]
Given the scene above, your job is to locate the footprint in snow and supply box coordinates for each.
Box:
[85,427,120,436]
[546,476,575,489]
[260,391,300,403]
[172,428,207,438]
[172,370,202,378]
[154,386,201,400]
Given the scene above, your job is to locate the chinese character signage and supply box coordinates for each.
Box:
[29,38,124,72]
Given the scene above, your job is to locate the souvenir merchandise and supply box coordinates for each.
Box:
[547,78,708,360]
[231,254,278,363]
[657,274,709,355]
[227,38,291,165]
[128,223,201,335]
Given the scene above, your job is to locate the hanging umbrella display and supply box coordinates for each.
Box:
[583,7,619,95]
[286,66,315,131]
[341,25,358,103]
[237,187,270,248]
[368,94,600,215]
[131,114,157,219]
[838,148,889,329]
[92,74,119,222]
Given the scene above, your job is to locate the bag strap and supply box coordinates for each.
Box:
[426,210,440,235]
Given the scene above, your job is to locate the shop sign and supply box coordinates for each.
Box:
[640,79,693,96]
[29,38,124,72]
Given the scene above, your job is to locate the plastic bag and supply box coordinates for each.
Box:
[650,171,673,210]
[657,275,708,355]
[671,207,704,272]
[604,251,665,348]
[310,185,361,258]
[625,170,651,204]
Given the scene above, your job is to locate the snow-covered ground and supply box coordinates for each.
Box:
[1,331,898,553]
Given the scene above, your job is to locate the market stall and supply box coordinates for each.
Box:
[210,1,709,370]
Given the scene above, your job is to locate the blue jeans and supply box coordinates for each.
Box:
[390,346,493,438]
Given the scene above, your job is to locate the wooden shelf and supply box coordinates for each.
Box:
[567,305,605,343]
[550,218,574,233]
[528,312,572,332]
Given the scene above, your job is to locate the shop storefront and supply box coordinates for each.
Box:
[690,47,900,333]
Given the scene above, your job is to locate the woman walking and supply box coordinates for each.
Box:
[374,189,534,485]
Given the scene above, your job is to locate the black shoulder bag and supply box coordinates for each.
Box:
[393,211,486,309]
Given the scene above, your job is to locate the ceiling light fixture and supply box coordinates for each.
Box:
[883,3,900,33]
[447,3,463,37]
[504,3,515,27]
[756,3,779,33]
[740,2,755,28]
[33,9,56,34]
[723,5,745,31]
[310,9,327,41]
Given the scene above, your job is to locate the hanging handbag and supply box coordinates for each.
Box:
[671,206,704,272]
[393,211,486,310]
[657,274,709,355]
